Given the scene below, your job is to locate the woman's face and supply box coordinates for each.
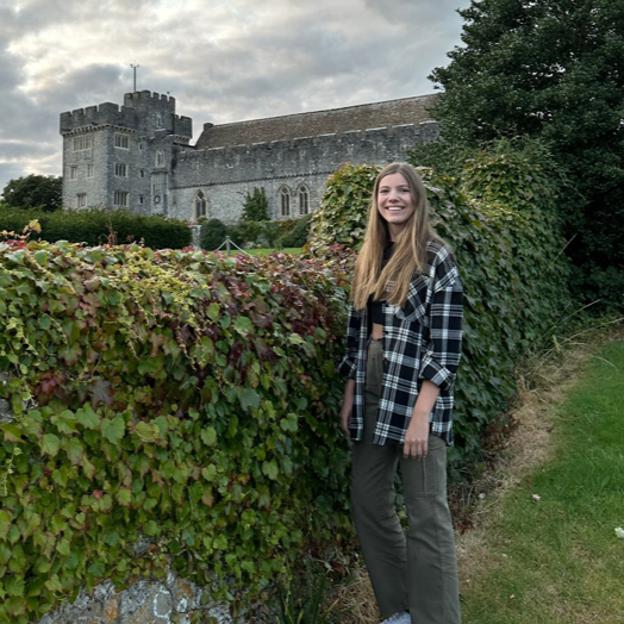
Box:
[376,172,415,237]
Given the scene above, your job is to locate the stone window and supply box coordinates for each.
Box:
[140,169,145,178]
[114,133,130,149]
[280,187,291,217]
[86,164,94,178]
[194,191,207,219]
[114,163,127,177]
[155,150,165,167]
[76,193,87,208]
[69,165,78,180]
[113,191,128,207]
[298,185,309,215]
[139,195,144,205]
[73,136,92,151]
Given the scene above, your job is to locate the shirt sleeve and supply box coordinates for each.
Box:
[418,255,463,391]
[337,305,361,379]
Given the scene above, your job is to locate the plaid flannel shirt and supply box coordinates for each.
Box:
[338,241,463,446]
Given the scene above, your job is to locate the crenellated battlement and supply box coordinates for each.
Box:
[123,90,176,113]
[60,91,192,138]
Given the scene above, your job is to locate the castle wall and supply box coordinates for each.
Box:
[61,90,439,224]
[62,127,110,210]
[170,121,438,222]
[60,92,192,213]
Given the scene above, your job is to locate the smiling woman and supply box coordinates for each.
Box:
[339,162,463,624]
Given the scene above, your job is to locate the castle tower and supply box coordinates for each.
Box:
[59,91,192,215]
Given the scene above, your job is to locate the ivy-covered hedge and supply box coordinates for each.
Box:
[0,207,191,249]
[0,241,351,621]
[307,151,573,476]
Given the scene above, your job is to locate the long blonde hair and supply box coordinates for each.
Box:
[352,162,440,310]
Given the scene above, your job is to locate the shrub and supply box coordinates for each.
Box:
[0,207,191,249]
[275,215,312,248]
[241,187,269,222]
[0,241,352,622]
[200,217,227,250]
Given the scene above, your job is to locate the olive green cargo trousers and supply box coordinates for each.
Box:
[350,339,461,623]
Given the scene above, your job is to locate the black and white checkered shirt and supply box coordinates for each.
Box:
[338,240,463,446]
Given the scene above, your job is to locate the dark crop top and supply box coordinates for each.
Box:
[367,242,395,335]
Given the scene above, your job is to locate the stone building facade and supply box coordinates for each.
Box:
[60,90,438,223]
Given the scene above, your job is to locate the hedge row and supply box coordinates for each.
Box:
[0,207,191,249]
[308,145,573,475]
[0,241,351,621]
[200,216,312,250]
[0,145,573,618]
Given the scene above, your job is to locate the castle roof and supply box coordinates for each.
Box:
[195,93,438,149]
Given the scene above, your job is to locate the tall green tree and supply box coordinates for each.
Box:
[2,174,63,212]
[241,187,269,222]
[428,0,624,308]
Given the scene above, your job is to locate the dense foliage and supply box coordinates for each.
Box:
[307,153,572,474]
[427,0,624,309]
[228,216,311,249]
[0,241,352,621]
[2,175,62,212]
[0,207,191,249]
[306,164,379,255]
[241,187,269,222]
[200,218,228,250]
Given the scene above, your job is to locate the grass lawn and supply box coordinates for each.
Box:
[460,339,624,624]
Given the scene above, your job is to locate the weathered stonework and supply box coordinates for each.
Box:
[38,571,237,624]
[60,90,439,223]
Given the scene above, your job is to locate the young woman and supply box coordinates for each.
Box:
[338,162,463,624]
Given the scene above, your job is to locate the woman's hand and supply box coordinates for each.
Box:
[403,380,440,458]
[340,379,355,437]
[403,411,430,459]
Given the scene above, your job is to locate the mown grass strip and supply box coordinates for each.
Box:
[461,340,624,624]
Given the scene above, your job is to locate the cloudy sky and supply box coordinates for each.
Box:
[0,0,470,195]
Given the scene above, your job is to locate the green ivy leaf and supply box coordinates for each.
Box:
[0,510,12,540]
[41,433,60,457]
[262,460,279,480]
[135,421,159,443]
[116,488,132,506]
[206,302,220,320]
[76,405,99,430]
[64,438,84,464]
[101,415,125,444]
[238,388,260,412]
[200,426,217,446]
[233,316,253,335]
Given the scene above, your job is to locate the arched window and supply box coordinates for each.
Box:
[280,187,291,217]
[155,150,164,167]
[194,191,207,219]
[298,185,309,215]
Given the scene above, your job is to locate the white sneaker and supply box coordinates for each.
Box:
[380,612,411,624]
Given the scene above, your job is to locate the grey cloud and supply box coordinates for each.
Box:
[0,141,54,159]
[0,0,467,192]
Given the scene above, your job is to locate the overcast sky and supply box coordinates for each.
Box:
[0,0,470,195]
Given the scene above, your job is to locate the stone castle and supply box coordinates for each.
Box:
[60,90,438,223]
